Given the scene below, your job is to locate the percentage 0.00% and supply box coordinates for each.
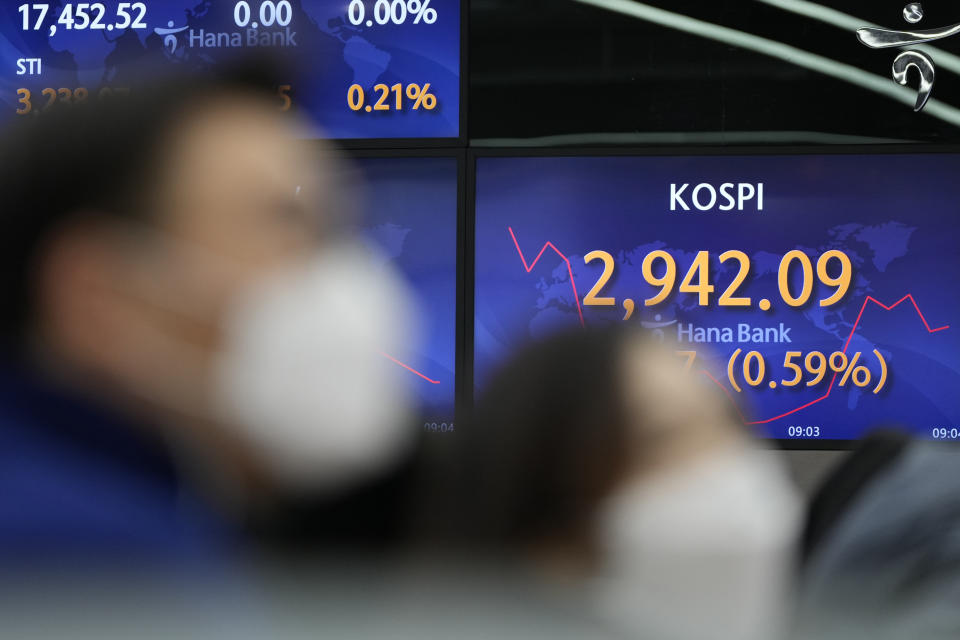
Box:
[722,349,889,395]
[348,0,437,26]
[348,83,437,112]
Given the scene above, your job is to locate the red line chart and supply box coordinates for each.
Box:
[508,227,585,327]
[731,294,949,425]
[505,228,950,424]
[381,352,441,384]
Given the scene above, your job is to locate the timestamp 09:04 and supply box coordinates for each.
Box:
[423,422,454,433]
[932,427,960,440]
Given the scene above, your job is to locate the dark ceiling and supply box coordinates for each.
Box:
[468,0,960,144]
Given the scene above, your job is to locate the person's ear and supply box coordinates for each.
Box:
[34,218,213,414]
[34,219,131,369]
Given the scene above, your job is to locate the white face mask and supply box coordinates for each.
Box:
[212,243,419,492]
[592,446,801,640]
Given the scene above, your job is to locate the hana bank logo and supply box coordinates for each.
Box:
[856,2,960,112]
[641,314,677,342]
[155,20,189,54]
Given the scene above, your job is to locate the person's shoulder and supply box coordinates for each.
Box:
[0,376,230,558]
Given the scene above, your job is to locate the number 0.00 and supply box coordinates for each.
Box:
[234,1,293,27]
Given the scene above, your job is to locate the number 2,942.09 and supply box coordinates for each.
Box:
[583,249,852,314]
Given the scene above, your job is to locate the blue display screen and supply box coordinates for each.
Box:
[0,0,460,139]
[474,154,960,441]
[355,156,456,428]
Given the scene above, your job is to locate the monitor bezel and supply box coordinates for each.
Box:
[465,144,960,450]
[335,0,468,149]
[344,148,466,429]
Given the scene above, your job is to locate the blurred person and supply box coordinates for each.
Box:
[0,64,417,560]
[794,431,960,640]
[800,428,911,564]
[424,327,800,640]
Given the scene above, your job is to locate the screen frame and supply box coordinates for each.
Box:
[466,144,960,450]
[0,1,467,148]
[335,0,468,149]
[343,147,467,428]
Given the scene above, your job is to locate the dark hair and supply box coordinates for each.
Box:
[801,427,912,564]
[425,327,634,551]
[0,59,283,350]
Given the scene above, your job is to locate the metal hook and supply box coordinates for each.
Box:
[893,50,936,111]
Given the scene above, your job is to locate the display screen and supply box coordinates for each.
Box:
[355,156,456,429]
[474,154,960,441]
[0,0,460,139]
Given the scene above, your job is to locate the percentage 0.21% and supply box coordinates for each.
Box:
[725,349,889,395]
[348,83,437,112]
[348,0,437,26]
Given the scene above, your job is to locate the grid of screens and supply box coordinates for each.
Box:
[11,3,953,445]
[354,156,457,428]
[473,153,960,442]
[1,0,461,140]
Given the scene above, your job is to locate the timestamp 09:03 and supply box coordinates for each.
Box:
[787,426,821,438]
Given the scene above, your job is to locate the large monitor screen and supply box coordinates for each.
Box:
[474,153,960,442]
[354,155,456,429]
[0,0,460,140]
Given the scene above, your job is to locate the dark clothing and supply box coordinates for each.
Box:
[797,440,960,639]
[0,361,232,560]
[801,429,911,563]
